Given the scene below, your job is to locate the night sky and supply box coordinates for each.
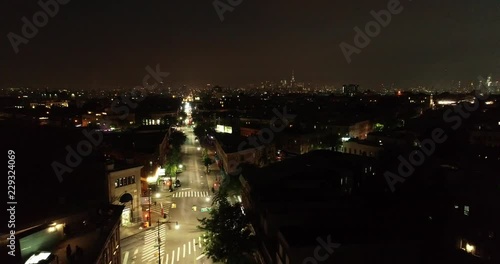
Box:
[1,0,500,90]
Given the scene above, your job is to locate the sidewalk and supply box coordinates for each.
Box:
[206,154,225,192]
[120,190,172,240]
[120,216,170,240]
[120,222,144,240]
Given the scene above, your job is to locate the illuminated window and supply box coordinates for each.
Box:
[115,176,136,188]
[464,205,470,216]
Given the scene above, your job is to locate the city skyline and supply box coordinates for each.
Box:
[2,0,500,90]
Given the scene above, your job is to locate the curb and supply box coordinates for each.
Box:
[120,225,155,240]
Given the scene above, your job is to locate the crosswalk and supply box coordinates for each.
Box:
[165,237,204,264]
[123,236,206,264]
[141,224,167,263]
[147,203,171,217]
[172,191,210,198]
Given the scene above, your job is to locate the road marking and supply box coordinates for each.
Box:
[171,250,175,264]
[193,238,197,252]
[199,237,202,248]
[134,248,138,255]
[183,244,186,258]
[177,247,180,261]
[196,254,205,260]
[140,225,166,262]
[166,253,168,264]
[123,251,129,264]
[189,241,191,255]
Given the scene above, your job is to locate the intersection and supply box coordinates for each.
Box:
[121,125,215,264]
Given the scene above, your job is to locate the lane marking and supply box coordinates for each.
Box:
[189,241,191,255]
[123,251,129,264]
[183,244,186,258]
[196,254,205,260]
[193,238,196,252]
[177,247,180,261]
[171,250,175,264]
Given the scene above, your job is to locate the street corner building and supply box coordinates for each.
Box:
[0,204,124,264]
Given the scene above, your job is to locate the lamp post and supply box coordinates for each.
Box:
[157,220,161,264]
[148,188,152,226]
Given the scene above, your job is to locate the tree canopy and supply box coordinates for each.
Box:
[193,122,215,141]
[198,197,256,263]
[169,130,187,150]
[164,148,181,180]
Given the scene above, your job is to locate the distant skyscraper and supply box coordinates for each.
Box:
[487,74,493,94]
[290,70,295,88]
[342,84,359,96]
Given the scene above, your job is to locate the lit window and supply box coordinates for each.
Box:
[464,205,470,216]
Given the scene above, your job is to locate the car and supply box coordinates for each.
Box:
[174,180,181,187]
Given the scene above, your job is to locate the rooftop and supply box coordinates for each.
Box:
[244,150,374,187]
[215,132,264,153]
[1,204,123,264]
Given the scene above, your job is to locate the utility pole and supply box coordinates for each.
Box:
[148,188,152,226]
[157,220,161,264]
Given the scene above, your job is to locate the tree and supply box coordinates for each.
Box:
[194,122,215,142]
[217,172,245,200]
[169,130,187,151]
[323,133,342,151]
[178,111,188,121]
[165,148,181,181]
[198,197,256,263]
[203,156,213,173]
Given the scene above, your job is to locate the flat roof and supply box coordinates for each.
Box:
[215,132,264,153]
[1,204,123,263]
[244,150,374,187]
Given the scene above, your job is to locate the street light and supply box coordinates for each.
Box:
[148,188,152,226]
[155,193,161,198]
[175,222,179,230]
[157,220,161,263]
[178,164,183,169]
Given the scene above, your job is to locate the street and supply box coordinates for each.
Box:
[121,125,215,264]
